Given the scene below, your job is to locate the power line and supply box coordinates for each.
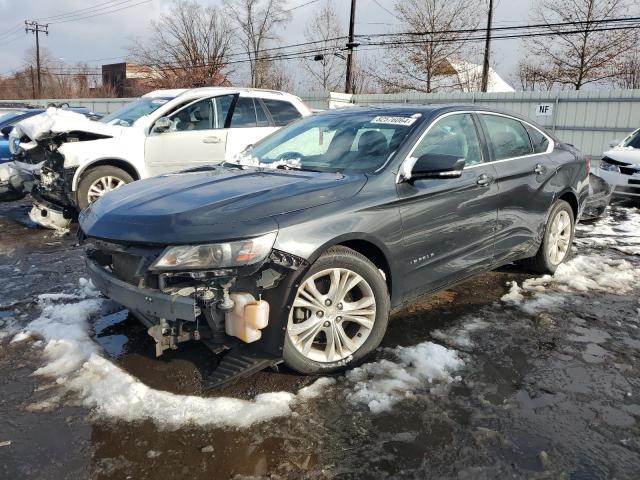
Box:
[358,23,640,50]
[48,0,154,24]
[35,0,137,22]
[6,16,640,79]
[356,15,640,39]
[371,0,399,19]
[0,24,23,41]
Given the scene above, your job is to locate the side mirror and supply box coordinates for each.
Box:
[152,116,172,134]
[608,139,620,148]
[407,153,465,182]
[1,125,13,138]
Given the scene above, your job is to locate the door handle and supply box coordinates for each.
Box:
[203,136,221,144]
[534,163,545,174]
[476,173,493,186]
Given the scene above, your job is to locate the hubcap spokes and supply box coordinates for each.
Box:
[548,210,571,265]
[87,176,126,203]
[287,268,376,363]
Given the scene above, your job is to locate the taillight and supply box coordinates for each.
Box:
[585,157,591,175]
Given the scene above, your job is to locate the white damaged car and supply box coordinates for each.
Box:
[10,87,311,229]
[597,128,640,201]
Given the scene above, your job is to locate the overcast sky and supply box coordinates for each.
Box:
[0,0,533,90]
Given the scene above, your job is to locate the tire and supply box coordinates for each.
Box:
[76,165,134,210]
[283,246,390,375]
[523,200,575,274]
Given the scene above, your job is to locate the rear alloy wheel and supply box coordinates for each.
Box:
[76,166,134,210]
[283,246,390,374]
[525,199,575,274]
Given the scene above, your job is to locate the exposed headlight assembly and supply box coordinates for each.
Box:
[151,232,277,271]
[599,159,620,173]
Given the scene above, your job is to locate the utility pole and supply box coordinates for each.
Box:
[344,0,358,94]
[25,21,49,99]
[30,65,35,99]
[480,0,493,93]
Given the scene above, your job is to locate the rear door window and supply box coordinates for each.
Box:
[255,99,271,127]
[213,95,234,128]
[481,114,534,160]
[525,125,550,154]
[262,99,302,126]
[230,97,258,128]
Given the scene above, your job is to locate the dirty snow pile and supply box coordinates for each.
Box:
[9,280,332,429]
[503,208,640,311]
[345,342,464,413]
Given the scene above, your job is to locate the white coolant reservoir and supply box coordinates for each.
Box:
[225,293,270,343]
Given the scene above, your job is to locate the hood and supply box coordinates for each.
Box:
[9,107,122,145]
[79,166,367,245]
[603,147,640,165]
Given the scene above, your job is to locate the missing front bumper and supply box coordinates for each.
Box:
[86,258,200,322]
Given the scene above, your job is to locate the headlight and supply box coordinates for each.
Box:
[599,160,620,173]
[9,137,21,155]
[150,232,277,270]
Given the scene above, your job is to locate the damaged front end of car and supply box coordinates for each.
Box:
[29,131,112,228]
[9,108,116,228]
[80,227,309,385]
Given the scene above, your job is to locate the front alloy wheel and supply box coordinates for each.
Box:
[283,246,390,374]
[76,165,134,210]
[287,268,376,363]
[87,176,126,204]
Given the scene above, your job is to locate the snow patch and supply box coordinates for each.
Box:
[8,281,332,429]
[431,318,491,350]
[345,342,464,413]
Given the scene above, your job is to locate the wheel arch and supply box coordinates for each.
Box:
[72,158,141,191]
[307,234,396,303]
[557,188,579,220]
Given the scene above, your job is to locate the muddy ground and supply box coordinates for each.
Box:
[0,198,639,480]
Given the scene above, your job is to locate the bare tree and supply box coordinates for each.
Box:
[378,0,481,93]
[612,46,640,89]
[224,0,291,88]
[513,59,558,91]
[262,60,295,91]
[302,0,344,91]
[130,0,234,88]
[351,53,380,94]
[524,0,637,90]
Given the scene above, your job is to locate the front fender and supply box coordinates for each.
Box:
[71,157,140,191]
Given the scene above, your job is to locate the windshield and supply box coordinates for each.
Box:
[622,129,640,149]
[99,97,173,127]
[227,111,423,173]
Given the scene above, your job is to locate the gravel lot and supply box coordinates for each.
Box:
[0,198,639,479]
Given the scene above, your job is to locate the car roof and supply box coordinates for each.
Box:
[172,86,302,101]
[319,104,556,137]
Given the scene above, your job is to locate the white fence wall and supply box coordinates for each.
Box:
[6,90,639,156]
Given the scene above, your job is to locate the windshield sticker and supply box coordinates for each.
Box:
[371,116,417,126]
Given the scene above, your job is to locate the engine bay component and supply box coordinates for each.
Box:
[225,293,270,343]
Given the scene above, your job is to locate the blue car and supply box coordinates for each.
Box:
[0,110,43,163]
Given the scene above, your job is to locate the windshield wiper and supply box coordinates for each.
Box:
[275,164,322,173]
